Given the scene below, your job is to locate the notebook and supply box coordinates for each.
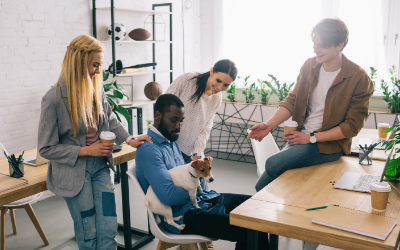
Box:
[0,173,28,193]
[311,206,397,241]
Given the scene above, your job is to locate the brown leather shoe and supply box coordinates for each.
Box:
[206,241,214,250]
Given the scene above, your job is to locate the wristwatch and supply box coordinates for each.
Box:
[126,135,134,144]
[309,133,317,143]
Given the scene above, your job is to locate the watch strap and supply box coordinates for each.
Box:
[126,135,134,144]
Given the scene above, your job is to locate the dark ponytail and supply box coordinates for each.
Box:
[190,59,237,103]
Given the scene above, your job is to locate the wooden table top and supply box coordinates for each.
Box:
[0,143,136,207]
[230,128,400,250]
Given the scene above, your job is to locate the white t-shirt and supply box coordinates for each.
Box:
[301,65,341,134]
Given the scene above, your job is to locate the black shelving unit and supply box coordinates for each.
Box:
[92,2,173,249]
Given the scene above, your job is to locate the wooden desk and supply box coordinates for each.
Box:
[230,129,400,250]
[0,144,153,249]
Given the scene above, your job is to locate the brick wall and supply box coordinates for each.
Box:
[0,0,93,153]
[0,0,208,154]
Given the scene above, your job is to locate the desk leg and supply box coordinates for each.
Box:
[118,162,154,250]
[269,234,279,250]
[247,229,259,249]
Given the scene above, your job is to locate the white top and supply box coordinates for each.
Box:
[165,72,222,157]
[301,66,341,134]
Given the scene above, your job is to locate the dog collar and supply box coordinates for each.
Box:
[189,172,197,178]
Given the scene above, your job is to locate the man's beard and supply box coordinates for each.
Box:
[158,116,180,142]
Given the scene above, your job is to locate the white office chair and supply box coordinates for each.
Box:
[248,130,319,250]
[247,130,280,177]
[126,164,214,250]
[1,192,49,250]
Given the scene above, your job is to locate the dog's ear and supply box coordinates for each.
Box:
[204,156,213,164]
[191,160,202,169]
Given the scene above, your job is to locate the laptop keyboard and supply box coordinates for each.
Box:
[27,159,36,165]
[353,174,380,191]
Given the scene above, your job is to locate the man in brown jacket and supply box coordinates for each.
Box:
[248,18,374,191]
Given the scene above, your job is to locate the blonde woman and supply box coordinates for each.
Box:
[38,35,151,249]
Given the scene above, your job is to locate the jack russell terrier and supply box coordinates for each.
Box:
[144,156,214,230]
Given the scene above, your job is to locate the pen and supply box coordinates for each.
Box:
[306,206,328,211]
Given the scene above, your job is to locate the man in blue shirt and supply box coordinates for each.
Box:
[136,94,269,250]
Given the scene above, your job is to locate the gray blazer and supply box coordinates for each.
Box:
[38,77,130,197]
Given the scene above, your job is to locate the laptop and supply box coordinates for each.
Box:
[334,148,393,193]
[23,148,49,166]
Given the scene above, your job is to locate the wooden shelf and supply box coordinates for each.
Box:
[117,70,172,77]
[97,7,172,15]
[100,40,172,44]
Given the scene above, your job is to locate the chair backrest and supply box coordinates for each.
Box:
[126,164,183,242]
[248,130,280,177]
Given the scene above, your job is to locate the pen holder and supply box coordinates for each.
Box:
[9,161,24,178]
[359,149,373,165]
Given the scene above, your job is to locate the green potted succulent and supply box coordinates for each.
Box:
[146,119,153,129]
[381,124,400,182]
[226,80,237,102]
[256,79,272,105]
[103,71,131,123]
[264,74,294,102]
[241,76,256,103]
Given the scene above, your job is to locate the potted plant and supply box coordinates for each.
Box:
[381,124,400,182]
[241,76,256,103]
[146,120,153,129]
[226,80,237,102]
[256,79,272,105]
[376,65,400,113]
[264,74,294,102]
[103,71,131,123]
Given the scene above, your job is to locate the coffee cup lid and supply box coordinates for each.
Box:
[377,123,390,127]
[370,182,391,192]
[284,121,298,127]
[100,131,116,140]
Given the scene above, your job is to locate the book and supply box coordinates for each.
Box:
[311,205,397,241]
[0,173,28,193]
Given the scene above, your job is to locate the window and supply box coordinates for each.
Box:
[221,0,399,87]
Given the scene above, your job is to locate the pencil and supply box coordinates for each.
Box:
[306,206,328,211]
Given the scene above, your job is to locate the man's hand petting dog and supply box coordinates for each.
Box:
[284,131,311,145]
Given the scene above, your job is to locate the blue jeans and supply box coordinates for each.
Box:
[64,156,118,250]
[255,143,343,191]
[182,152,208,191]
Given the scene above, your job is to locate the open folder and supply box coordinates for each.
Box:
[312,206,397,241]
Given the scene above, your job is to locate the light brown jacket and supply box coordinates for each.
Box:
[280,55,374,155]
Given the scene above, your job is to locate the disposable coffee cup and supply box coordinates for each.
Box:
[100,131,116,144]
[378,123,390,140]
[370,182,391,212]
[284,121,298,134]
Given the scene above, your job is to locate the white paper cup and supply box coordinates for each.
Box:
[100,131,116,144]
[378,123,390,140]
[284,121,298,134]
[370,182,391,212]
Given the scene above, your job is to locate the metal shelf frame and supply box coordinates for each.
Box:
[92,1,173,249]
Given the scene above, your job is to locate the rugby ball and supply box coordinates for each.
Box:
[128,28,151,41]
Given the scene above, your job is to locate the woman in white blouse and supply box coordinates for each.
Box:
[166,59,237,163]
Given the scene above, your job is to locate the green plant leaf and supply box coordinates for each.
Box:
[103,83,117,92]
[106,95,122,105]
[113,110,122,122]
[103,71,110,81]
[116,105,131,122]
[385,158,400,177]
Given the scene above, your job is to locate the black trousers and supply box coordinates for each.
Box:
[181,193,269,250]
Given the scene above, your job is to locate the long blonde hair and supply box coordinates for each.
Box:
[57,35,105,136]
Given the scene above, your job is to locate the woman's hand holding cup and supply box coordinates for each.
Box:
[88,140,114,156]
